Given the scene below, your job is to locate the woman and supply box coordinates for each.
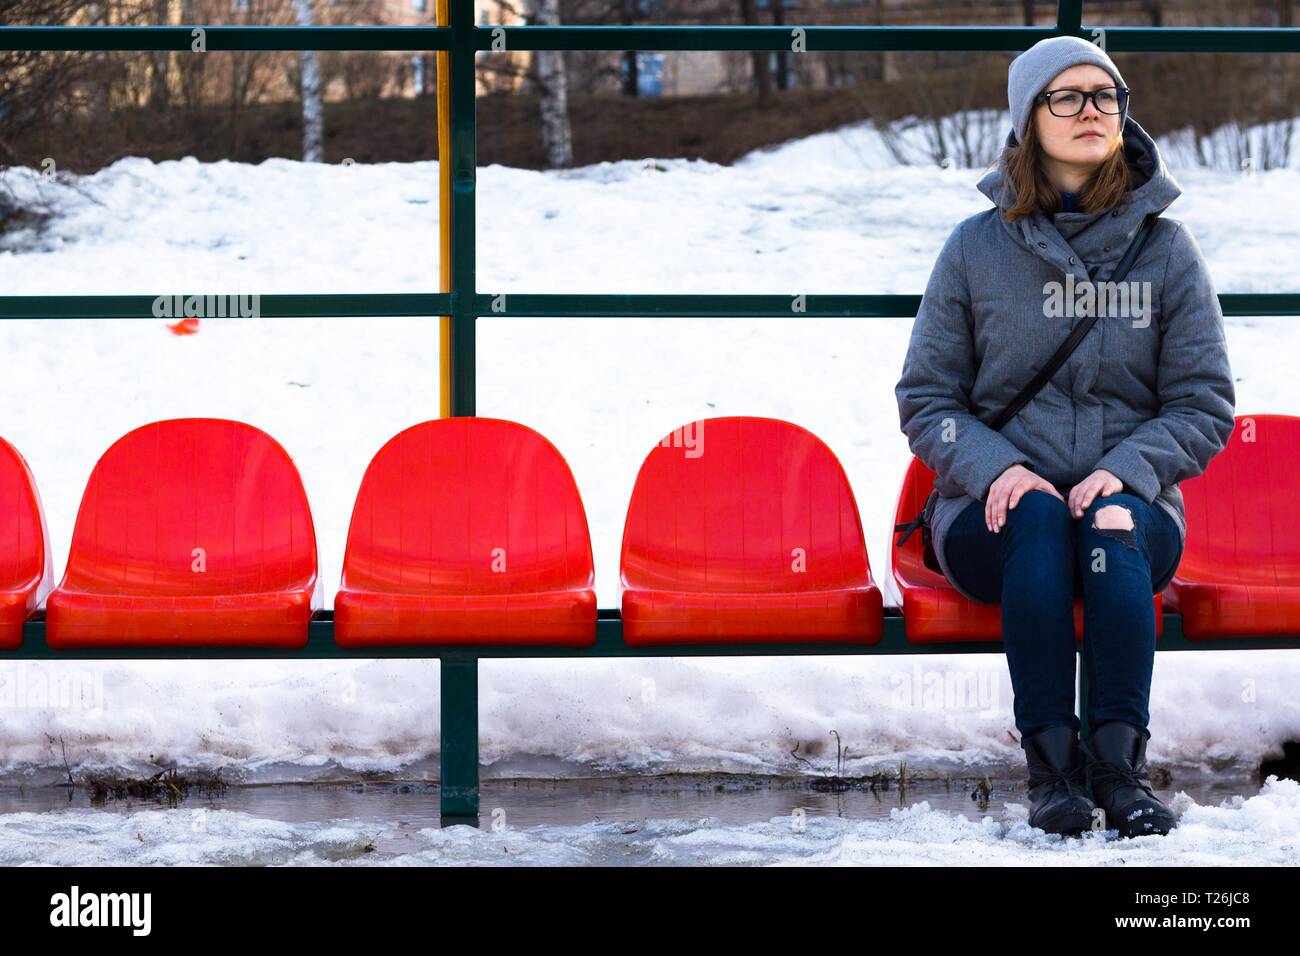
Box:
[894,35,1236,839]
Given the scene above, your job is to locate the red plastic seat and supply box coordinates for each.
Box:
[1166,414,1300,639]
[891,457,1162,643]
[334,418,596,647]
[0,437,53,651]
[620,417,882,645]
[46,419,320,648]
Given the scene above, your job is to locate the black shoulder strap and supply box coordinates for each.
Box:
[989,211,1160,432]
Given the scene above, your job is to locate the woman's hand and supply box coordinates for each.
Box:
[1066,468,1124,518]
[985,464,1064,533]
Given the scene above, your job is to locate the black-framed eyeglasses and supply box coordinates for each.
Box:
[1034,86,1129,118]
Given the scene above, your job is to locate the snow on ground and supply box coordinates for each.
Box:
[3,775,1298,866]
[0,116,1299,787]
[0,650,1294,785]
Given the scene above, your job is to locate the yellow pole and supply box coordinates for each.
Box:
[436,0,452,418]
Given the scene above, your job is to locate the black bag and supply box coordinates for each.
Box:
[895,211,1161,575]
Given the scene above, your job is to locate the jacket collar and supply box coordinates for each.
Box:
[974,116,1181,282]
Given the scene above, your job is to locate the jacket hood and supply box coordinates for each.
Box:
[974,115,1181,281]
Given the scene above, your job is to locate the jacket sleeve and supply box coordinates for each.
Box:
[895,221,1033,500]
[1092,221,1236,502]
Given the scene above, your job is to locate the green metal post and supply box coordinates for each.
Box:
[448,0,476,417]
[439,653,480,826]
[1056,0,1083,36]
[436,0,480,830]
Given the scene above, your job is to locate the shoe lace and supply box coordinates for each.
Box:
[1032,763,1090,800]
[1087,758,1155,798]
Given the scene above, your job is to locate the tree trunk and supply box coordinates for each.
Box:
[772,0,789,91]
[621,0,638,97]
[528,0,574,169]
[148,0,171,111]
[294,0,324,163]
[739,0,773,106]
[622,51,639,97]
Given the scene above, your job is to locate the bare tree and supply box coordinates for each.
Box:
[0,0,107,166]
[738,0,773,105]
[619,0,639,97]
[292,0,323,161]
[770,0,789,91]
[148,0,171,109]
[527,0,574,168]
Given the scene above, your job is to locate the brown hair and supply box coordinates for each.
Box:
[993,112,1134,222]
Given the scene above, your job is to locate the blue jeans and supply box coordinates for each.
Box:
[941,490,1183,742]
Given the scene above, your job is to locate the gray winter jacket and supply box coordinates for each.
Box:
[895,116,1236,602]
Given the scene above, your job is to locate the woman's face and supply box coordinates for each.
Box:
[1032,64,1123,169]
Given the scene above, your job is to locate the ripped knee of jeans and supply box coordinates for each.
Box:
[1092,503,1137,549]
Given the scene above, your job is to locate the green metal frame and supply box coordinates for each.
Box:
[2,2,1299,826]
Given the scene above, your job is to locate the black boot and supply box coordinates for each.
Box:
[1022,725,1096,837]
[1079,721,1175,838]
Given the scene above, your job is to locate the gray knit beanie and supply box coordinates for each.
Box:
[1008,35,1128,144]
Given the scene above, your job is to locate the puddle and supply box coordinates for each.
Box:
[0,769,1265,860]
